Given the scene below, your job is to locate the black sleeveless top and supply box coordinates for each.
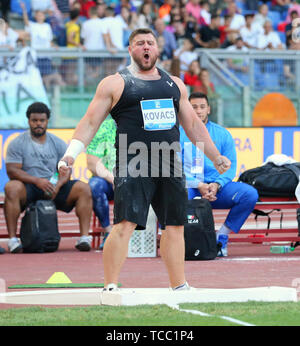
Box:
[111,67,182,177]
[111,67,181,151]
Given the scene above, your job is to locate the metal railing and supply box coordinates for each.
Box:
[0,47,299,128]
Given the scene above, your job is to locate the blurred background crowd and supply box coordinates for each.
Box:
[1,0,300,127]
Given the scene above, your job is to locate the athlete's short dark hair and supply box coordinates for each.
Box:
[26,102,51,119]
[129,28,157,45]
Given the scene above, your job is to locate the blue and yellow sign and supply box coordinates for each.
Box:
[1,127,300,192]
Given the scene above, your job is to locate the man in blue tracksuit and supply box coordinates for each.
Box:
[180,92,258,256]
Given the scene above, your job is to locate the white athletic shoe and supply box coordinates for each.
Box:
[8,237,22,253]
[171,282,192,291]
[102,283,119,292]
[75,235,92,251]
[100,283,119,305]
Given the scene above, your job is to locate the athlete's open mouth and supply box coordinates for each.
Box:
[144,53,150,60]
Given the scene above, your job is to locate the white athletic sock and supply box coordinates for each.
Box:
[216,224,231,237]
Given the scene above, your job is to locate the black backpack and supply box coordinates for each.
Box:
[238,162,300,197]
[184,198,221,260]
[20,200,61,253]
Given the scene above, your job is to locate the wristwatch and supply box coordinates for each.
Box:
[215,183,222,192]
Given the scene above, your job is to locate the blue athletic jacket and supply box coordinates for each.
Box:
[180,121,237,188]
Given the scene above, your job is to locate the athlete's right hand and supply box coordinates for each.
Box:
[58,156,73,177]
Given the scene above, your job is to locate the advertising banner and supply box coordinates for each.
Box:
[0,47,49,129]
[1,127,300,192]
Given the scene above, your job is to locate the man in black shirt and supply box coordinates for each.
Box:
[195,14,221,48]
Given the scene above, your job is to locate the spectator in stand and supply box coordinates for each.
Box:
[284,23,300,86]
[193,68,216,98]
[21,2,65,89]
[46,4,67,46]
[142,0,159,21]
[165,5,183,31]
[286,0,300,23]
[114,0,137,15]
[65,8,82,49]
[103,6,129,51]
[225,0,246,31]
[165,14,178,33]
[219,14,240,47]
[96,1,107,18]
[79,0,96,18]
[158,0,176,23]
[173,17,194,47]
[81,5,107,50]
[153,17,177,59]
[0,0,11,22]
[54,0,70,20]
[118,5,138,46]
[101,6,129,74]
[180,3,198,39]
[174,36,198,79]
[64,8,83,85]
[81,5,108,81]
[257,19,285,49]
[0,17,27,51]
[226,36,249,84]
[136,1,154,28]
[240,12,264,48]
[271,0,291,15]
[68,1,88,25]
[185,0,202,24]
[207,0,228,15]
[183,59,202,91]
[285,10,299,39]
[199,0,211,25]
[253,3,269,27]
[194,13,221,48]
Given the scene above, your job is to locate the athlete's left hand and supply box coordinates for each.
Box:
[213,155,231,174]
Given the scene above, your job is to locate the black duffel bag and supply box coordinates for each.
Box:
[238,162,300,197]
[20,200,61,253]
[184,198,221,261]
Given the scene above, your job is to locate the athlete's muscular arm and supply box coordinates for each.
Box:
[74,74,122,148]
[59,74,123,168]
[172,76,231,174]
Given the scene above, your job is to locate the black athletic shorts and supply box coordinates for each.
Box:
[113,176,188,230]
[25,180,78,213]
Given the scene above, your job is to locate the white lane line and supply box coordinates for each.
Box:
[223,257,300,261]
[168,304,255,326]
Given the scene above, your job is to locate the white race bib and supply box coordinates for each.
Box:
[140,98,176,131]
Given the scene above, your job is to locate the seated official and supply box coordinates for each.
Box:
[180,92,258,256]
[86,115,116,250]
[4,102,93,253]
